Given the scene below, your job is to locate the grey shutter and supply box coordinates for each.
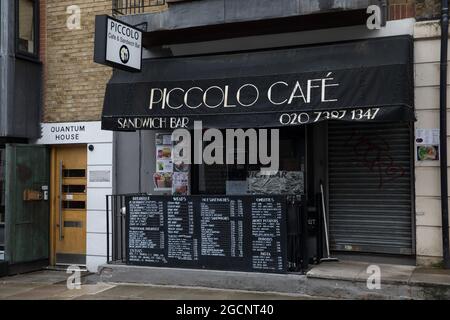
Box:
[328,122,413,255]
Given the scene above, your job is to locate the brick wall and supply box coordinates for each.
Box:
[40,0,47,121]
[415,0,440,21]
[388,0,415,20]
[387,0,442,22]
[40,0,46,62]
[44,0,113,122]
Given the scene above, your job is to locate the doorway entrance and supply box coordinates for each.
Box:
[51,145,87,266]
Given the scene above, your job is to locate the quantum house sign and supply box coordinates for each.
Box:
[50,125,85,142]
[35,122,113,145]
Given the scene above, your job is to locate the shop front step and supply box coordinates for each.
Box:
[97,263,450,300]
[98,264,307,294]
[306,261,450,300]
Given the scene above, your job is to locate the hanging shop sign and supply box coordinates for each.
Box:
[94,15,142,72]
[101,36,414,130]
[126,195,287,273]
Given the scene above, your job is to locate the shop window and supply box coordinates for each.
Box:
[16,0,38,57]
[194,127,306,196]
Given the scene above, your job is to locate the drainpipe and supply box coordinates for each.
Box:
[440,0,450,269]
[380,0,388,27]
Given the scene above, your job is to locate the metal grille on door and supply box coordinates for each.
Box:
[327,122,413,255]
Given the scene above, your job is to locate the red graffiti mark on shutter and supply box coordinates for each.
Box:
[344,129,406,189]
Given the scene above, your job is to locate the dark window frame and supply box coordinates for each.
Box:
[15,0,40,61]
[191,126,307,196]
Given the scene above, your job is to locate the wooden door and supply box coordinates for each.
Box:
[4,144,50,270]
[51,145,87,266]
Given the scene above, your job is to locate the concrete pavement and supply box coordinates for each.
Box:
[2,260,450,300]
[0,270,316,300]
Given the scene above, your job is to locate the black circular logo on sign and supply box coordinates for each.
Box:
[119,45,130,64]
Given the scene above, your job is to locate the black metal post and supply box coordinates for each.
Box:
[106,195,110,264]
[300,197,309,272]
[121,195,125,263]
[316,193,324,261]
[440,0,450,269]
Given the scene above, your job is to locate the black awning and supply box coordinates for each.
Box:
[102,36,414,131]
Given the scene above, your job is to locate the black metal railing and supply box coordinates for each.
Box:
[106,194,146,264]
[106,194,313,272]
[286,196,308,272]
[112,0,166,16]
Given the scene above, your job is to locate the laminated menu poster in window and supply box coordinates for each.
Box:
[155,132,190,193]
[156,145,172,160]
[171,133,190,194]
[155,133,172,146]
[153,172,173,190]
[416,128,440,161]
[156,160,173,173]
[172,172,189,196]
[154,133,174,191]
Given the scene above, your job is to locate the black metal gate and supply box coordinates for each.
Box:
[106,194,145,264]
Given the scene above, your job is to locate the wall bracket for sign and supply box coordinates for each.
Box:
[132,22,148,32]
[94,15,143,72]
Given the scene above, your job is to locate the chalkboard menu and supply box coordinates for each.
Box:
[126,195,287,273]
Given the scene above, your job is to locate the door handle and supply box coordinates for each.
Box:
[59,160,64,240]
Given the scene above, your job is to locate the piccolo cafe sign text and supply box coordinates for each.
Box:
[94,15,142,72]
[148,72,339,111]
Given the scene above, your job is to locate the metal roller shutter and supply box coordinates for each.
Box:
[328,122,413,255]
